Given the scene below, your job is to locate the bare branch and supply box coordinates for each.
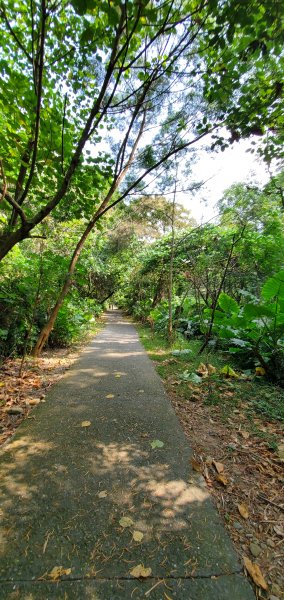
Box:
[99,128,214,218]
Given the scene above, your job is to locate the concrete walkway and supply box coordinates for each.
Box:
[0,311,255,599]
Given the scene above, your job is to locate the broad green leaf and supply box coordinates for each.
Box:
[218,292,239,314]
[262,270,284,300]
[243,304,275,319]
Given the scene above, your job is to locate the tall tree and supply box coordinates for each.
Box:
[0,0,283,264]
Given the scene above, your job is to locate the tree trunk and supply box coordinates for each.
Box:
[33,273,73,357]
[167,164,177,345]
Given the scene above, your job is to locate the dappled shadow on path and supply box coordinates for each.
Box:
[0,425,239,584]
[0,309,242,595]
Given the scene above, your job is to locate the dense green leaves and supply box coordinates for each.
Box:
[262,270,284,301]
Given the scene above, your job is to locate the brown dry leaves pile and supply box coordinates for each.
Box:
[0,348,80,447]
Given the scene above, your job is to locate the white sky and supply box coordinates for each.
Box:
[179,139,270,224]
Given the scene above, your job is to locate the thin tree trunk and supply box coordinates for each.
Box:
[167,164,177,345]
[19,240,44,373]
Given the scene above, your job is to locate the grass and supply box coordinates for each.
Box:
[137,322,284,450]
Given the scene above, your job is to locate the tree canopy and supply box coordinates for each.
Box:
[0,0,283,261]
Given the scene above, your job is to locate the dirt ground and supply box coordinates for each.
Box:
[0,346,83,448]
[167,384,284,600]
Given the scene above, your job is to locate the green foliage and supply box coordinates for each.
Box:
[49,296,98,347]
[262,270,284,301]
[207,270,284,383]
[0,223,105,357]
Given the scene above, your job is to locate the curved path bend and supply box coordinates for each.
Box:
[0,310,255,599]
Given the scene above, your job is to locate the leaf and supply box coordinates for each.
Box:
[273,525,284,537]
[238,503,249,519]
[220,365,238,378]
[190,457,203,473]
[230,338,248,347]
[261,270,284,301]
[215,473,229,486]
[196,362,208,376]
[180,370,202,383]
[243,304,274,319]
[188,372,202,384]
[48,566,72,580]
[240,431,250,439]
[150,439,164,449]
[119,516,134,528]
[106,394,114,398]
[255,367,265,376]
[132,530,144,542]
[218,292,239,314]
[207,364,217,374]
[98,490,107,498]
[171,349,192,356]
[212,460,224,474]
[243,556,268,590]
[130,564,152,578]
[81,421,91,427]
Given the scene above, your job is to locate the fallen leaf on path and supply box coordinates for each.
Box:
[47,566,72,580]
[81,421,91,427]
[243,556,268,590]
[190,457,203,473]
[240,431,250,440]
[150,439,164,449]
[106,394,114,399]
[215,473,229,486]
[132,530,144,542]
[98,490,108,498]
[119,516,134,528]
[212,460,224,474]
[238,503,249,519]
[130,564,152,578]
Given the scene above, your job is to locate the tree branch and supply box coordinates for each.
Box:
[18,0,47,205]
[0,159,7,204]
[0,3,33,64]
[0,187,27,223]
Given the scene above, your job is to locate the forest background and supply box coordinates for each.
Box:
[0,0,283,380]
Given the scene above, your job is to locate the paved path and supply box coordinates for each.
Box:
[0,311,255,599]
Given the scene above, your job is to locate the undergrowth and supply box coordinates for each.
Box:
[137,323,284,451]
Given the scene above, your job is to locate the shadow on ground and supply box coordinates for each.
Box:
[0,311,255,599]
